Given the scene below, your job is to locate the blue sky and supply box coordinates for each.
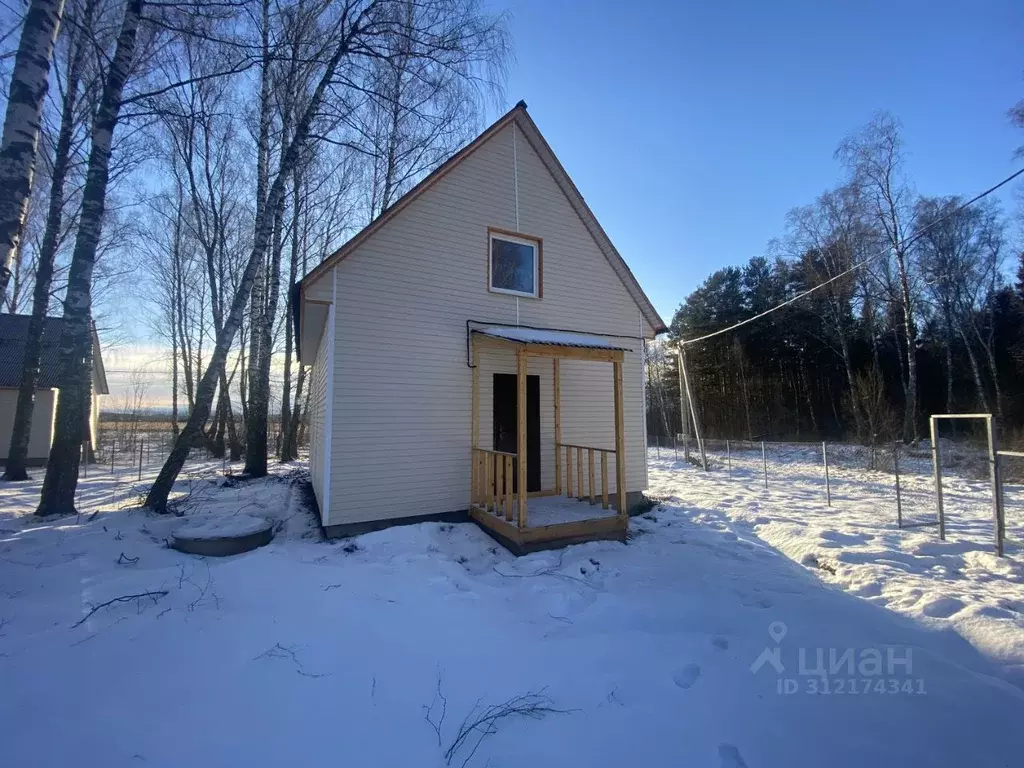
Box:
[498,0,1024,324]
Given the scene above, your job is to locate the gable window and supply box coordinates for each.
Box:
[489,229,541,298]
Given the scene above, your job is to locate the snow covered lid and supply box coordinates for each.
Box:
[474,326,630,351]
[173,513,273,541]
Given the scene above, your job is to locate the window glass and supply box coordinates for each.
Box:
[490,236,536,295]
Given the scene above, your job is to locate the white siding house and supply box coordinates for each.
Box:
[297,102,666,551]
[0,315,108,466]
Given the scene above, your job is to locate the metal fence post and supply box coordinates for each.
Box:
[138,440,143,481]
[822,441,831,507]
[110,442,115,475]
[987,416,1004,557]
[930,417,945,540]
[684,434,690,463]
[761,440,768,489]
[893,441,902,529]
[726,439,732,477]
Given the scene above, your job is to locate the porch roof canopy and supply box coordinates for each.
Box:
[472,326,629,361]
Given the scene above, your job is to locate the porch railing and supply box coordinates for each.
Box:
[557,443,614,509]
[471,447,518,521]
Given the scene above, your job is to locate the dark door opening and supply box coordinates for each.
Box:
[492,373,541,493]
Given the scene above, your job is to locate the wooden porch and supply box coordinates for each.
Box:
[469,328,629,554]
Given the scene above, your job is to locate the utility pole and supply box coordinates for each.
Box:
[677,342,706,471]
[676,350,690,439]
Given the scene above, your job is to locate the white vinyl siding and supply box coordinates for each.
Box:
[306,315,331,519]
[314,119,654,525]
[0,388,56,461]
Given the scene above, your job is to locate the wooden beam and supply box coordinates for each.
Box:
[470,345,479,507]
[576,447,583,501]
[565,445,573,497]
[553,358,561,495]
[613,360,627,517]
[471,333,625,363]
[470,502,627,549]
[484,451,491,512]
[505,454,514,521]
[518,515,626,544]
[496,453,504,518]
[588,448,595,505]
[516,348,528,529]
[601,451,609,509]
[471,449,477,505]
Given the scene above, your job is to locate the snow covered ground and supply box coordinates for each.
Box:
[1,455,1024,767]
[648,443,1024,688]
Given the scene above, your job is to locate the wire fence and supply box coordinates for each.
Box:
[646,433,1012,555]
[91,419,309,474]
[68,422,309,512]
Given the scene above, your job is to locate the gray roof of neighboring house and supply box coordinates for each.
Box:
[0,314,108,393]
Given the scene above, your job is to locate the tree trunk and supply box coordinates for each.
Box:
[36,0,142,516]
[242,0,272,476]
[286,363,306,455]
[838,333,863,439]
[0,0,65,303]
[894,248,918,443]
[944,336,954,414]
[248,189,285,472]
[3,4,86,481]
[279,168,301,461]
[171,325,179,436]
[957,326,989,414]
[146,10,373,510]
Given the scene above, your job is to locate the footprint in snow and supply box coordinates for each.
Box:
[673,664,701,689]
[711,636,729,651]
[719,743,748,768]
[921,597,965,618]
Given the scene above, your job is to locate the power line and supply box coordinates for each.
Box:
[680,166,1024,347]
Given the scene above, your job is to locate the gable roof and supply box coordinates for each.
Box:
[0,314,109,393]
[301,101,668,334]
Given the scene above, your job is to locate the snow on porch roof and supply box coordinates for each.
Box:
[473,326,631,351]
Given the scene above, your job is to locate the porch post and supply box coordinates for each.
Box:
[517,348,528,529]
[553,358,561,495]
[613,357,627,517]
[470,343,479,507]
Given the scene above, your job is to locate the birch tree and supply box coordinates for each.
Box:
[146,0,509,509]
[36,0,143,515]
[837,114,921,442]
[0,0,65,304]
[34,0,256,514]
[355,0,482,219]
[786,183,868,438]
[160,33,247,459]
[4,0,93,481]
[280,149,355,460]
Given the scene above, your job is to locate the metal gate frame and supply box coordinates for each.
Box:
[929,413,1004,556]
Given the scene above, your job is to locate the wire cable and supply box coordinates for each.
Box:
[680,166,1024,347]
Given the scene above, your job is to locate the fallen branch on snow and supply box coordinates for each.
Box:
[73,591,169,627]
[423,672,448,746]
[444,688,570,767]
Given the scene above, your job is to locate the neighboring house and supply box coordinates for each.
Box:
[296,102,667,553]
[0,314,109,465]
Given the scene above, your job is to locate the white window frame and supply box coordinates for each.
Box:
[488,230,540,299]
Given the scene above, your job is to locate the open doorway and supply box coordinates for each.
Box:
[492,373,541,492]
